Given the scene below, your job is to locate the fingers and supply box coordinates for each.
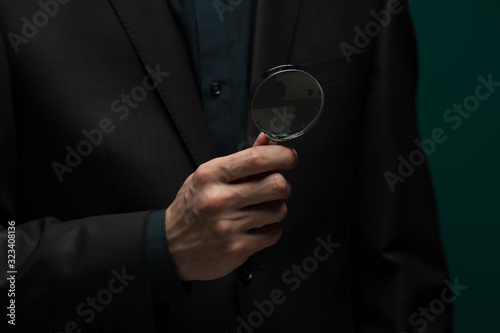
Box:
[192,131,298,185]
[220,223,283,263]
[205,145,297,183]
[244,223,283,253]
[229,172,292,208]
[192,172,291,214]
[237,200,288,230]
[165,136,296,282]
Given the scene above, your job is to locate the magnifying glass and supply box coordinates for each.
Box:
[249,65,325,145]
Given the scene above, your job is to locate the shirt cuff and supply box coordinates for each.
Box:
[146,209,189,304]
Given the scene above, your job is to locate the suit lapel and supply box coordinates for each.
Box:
[108,0,302,157]
[246,0,303,140]
[108,0,218,165]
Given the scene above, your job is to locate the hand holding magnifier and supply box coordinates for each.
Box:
[250,65,325,144]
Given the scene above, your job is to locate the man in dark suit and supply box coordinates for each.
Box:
[0,0,452,332]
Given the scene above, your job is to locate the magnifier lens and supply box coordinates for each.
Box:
[250,65,324,142]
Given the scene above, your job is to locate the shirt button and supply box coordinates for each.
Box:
[239,260,253,284]
[210,81,222,97]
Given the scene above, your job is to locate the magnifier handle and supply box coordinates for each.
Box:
[267,138,279,145]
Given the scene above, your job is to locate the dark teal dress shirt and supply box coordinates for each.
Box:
[146,0,256,304]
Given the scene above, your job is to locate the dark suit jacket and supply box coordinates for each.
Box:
[0,0,452,332]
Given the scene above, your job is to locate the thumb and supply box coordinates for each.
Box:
[252,132,269,147]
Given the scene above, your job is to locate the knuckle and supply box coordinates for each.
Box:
[212,220,233,238]
[220,154,245,181]
[225,239,249,257]
[268,225,283,245]
[270,173,288,194]
[218,164,233,183]
[196,186,228,211]
[195,192,210,211]
[193,163,213,185]
[247,148,267,168]
[278,201,288,220]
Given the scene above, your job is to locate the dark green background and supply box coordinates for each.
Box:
[410,1,500,331]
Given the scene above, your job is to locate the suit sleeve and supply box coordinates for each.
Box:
[147,209,190,305]
[0,25,159,332]
[351,1,453,332]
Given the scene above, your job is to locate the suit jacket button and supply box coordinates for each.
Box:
[239,261,253,284]
[210,81,222,96]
